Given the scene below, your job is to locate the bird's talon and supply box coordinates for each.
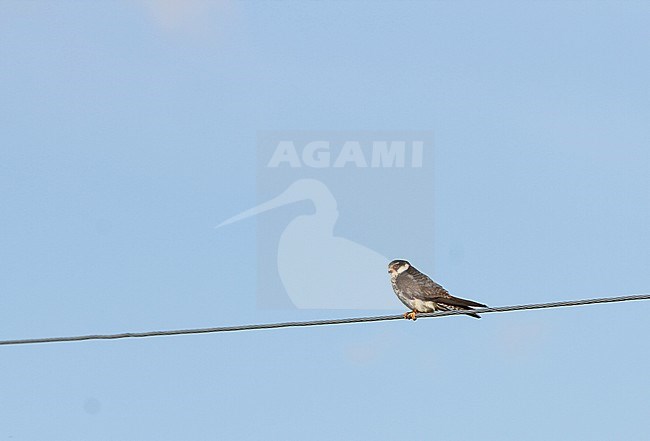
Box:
[403,311,417,321]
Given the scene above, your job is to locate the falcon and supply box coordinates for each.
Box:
[388,259,487,320]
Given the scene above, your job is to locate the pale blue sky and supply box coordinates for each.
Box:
[1,1,649,440]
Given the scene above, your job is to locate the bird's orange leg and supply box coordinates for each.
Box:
[403,310,417,321]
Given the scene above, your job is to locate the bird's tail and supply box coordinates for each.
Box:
[436,296,487,319]
[438,304,482,319]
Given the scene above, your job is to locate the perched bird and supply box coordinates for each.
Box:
[388,259,487,320]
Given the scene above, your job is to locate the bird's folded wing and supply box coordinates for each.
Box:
[432,296,487,309]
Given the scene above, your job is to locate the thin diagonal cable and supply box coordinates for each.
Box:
[1,293,649,347]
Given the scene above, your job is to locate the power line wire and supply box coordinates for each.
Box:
[1,293,649,347]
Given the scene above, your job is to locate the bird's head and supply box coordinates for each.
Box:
[388,259,410,278]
